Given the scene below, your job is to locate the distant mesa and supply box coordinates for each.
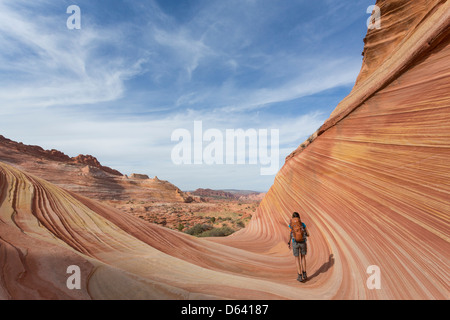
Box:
[128,174,162,181]
[189,188,265,201]
[130,173,150,180]
[0,134,192,203]
[73,154,122,176]
[191,188,236,199]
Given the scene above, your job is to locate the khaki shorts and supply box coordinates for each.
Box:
[292,241,307,257]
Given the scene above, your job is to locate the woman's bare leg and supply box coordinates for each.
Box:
[295,256,303,275]
[301,255,307,276]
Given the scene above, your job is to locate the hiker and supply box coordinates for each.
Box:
[288,212,309,282]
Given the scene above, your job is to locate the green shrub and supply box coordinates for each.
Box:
[198,227,235,238]
[185,224,212,236]
[236,220,245,228]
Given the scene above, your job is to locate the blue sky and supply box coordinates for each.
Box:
[0,0,374,191]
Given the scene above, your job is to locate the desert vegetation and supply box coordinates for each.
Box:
[106,197,258,237]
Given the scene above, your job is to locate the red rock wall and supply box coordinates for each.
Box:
[248,0,450,299]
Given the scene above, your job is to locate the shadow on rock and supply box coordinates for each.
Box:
[306,254,334,282]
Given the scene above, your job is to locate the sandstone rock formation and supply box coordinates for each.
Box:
[190,188,238,200]
[0,162,297,299]
[130,173,150,180]
[0,136,190,203]
[256,0,450,299]
[0,0,449,300]
[190,189,266,202]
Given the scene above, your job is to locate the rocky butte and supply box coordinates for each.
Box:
[0,135,192,203]
[0,0,448,299]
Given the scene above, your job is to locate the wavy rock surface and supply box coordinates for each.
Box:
[1,0,449,300]
[0,162,299,299]
[259,0,450,299]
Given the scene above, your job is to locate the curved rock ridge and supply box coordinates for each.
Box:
[0,162,307,300]
[287,0,450,160]
[326,0,449,124]
[355,0,447,87]
[252,0,449,299]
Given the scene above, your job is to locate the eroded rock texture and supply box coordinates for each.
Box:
[0,0,449,299]
[256,0,450,299]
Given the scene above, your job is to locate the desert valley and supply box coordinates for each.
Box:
[0,134,263,236]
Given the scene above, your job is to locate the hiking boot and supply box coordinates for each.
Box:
[297,273,303,282]
[302,272,307,282]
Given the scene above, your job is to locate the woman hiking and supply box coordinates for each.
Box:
[288,212,310,282]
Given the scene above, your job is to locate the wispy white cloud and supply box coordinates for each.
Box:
[214,57,360,113]
[152,27,213,81]
[0,0,147,110]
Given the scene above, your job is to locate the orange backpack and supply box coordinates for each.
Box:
[290,217,305,242]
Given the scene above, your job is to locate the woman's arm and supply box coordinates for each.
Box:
[288,231,292,247]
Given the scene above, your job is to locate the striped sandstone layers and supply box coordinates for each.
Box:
[0,0,449,299]
[0,162,301,299]
[252,0,450,299]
